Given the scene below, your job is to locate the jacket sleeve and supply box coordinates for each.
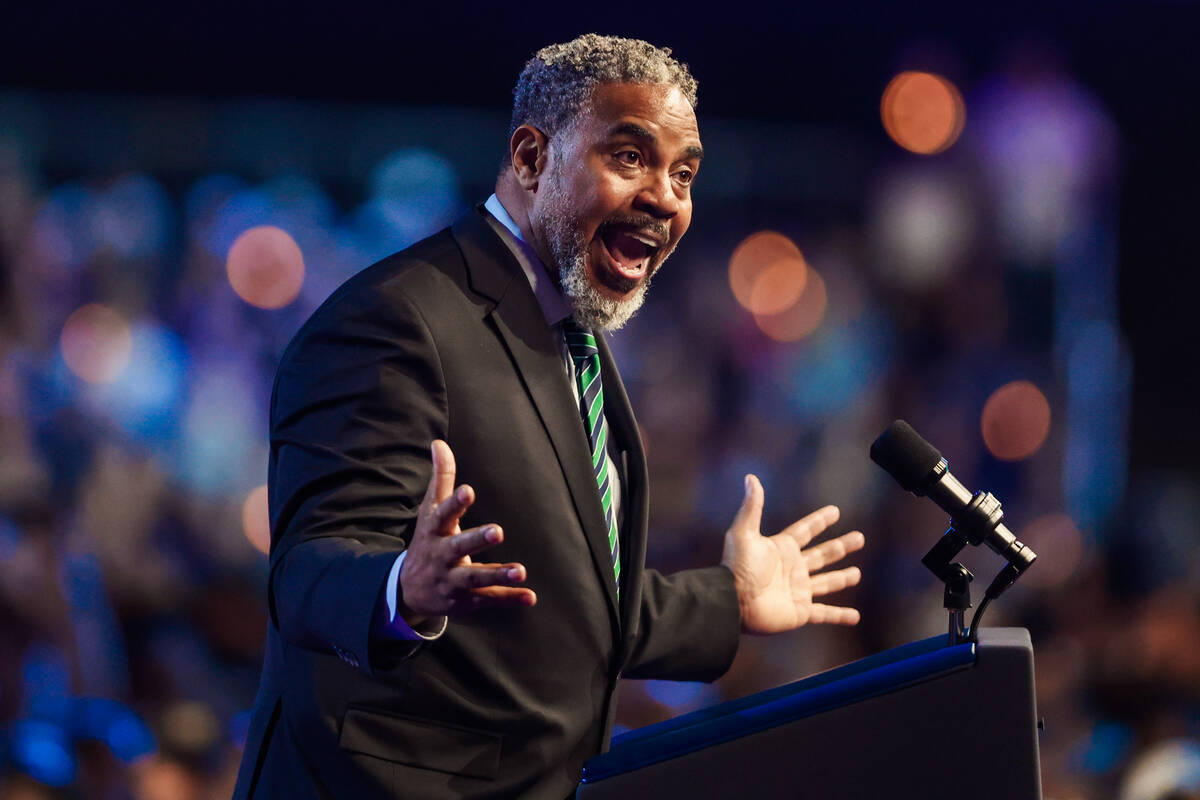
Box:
[621,565,741,682]
[265,285,447,676]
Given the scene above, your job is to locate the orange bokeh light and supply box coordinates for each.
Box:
[1018,514,1084,588]
[881,71,966,155]
[242,485,270,555]
[226,226,305,309]
[748,258,809,316]
[729,232,805,313]
[60,304,133,384]
[753,267,828,342]
[981,380,1052,461]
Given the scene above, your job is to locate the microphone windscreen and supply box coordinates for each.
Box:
[870,420,942,493]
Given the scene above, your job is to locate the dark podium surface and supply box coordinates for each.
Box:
[578,627,1042,799]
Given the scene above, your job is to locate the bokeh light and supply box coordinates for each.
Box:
[643,680,719,713]
[753,267,828,342]
[881,71,966,155]
[1018,513,1084,588]
[971,73,1116,264]
[354,147,465,262]
[160,700,220,755]
[177,358,262,495]
[225,225,305,309]
[242,485,270,555]
[10,719,75,787]
[89,173,173,261]
[869,167,975,290]
[785,315,890,420]
[748,257,809,316]
[91,320,189,444]
[60,304,133,384]
[981,380,1052,460]
[728,232,805,313]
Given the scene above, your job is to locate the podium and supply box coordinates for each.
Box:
[578,628,1042,799]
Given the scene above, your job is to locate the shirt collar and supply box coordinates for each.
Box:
[483,193,573,326]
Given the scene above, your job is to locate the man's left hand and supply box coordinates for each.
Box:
[721,475,865,635]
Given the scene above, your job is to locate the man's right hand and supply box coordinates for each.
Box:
[399,440,536,624]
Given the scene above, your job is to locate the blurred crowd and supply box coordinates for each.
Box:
[0,63,1197,800]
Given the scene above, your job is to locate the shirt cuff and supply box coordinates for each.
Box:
[374,551,447,641]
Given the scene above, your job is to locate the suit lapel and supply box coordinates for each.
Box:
[451,209,621,628]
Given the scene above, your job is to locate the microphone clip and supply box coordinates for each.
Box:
[921,526,974,644]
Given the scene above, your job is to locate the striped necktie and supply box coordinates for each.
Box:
[563,321,621,595]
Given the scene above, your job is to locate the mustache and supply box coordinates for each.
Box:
[599,215,669,247]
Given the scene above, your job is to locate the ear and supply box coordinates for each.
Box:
[509,124,550,191]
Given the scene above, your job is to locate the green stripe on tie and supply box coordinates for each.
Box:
[564,320,621,597]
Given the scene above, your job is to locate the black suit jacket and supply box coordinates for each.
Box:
[232,207,741,800]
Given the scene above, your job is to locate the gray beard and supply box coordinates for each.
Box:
[541,186,668,332]
[557,249,650,331]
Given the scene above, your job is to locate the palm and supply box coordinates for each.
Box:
[721,477,864,635]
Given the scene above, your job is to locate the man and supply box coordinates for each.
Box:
[233,34,865,800]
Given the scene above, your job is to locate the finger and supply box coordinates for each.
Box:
[449,562,528,590]
[465,586,538,609]
[777,505,840,549]
[729,475,764,538]
[422,439,457,507]
[810,566,862,597]
[803,531,865,572]
[432,483,475,534]
[444,524,504,560]
[808,603,861,625]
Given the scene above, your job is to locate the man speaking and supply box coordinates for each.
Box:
[233,34,866,800]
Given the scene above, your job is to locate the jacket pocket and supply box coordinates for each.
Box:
[338,706,501,780]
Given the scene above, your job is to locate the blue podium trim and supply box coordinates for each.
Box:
[583,634,974,784]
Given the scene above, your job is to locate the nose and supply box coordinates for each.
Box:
[632,169,680,220]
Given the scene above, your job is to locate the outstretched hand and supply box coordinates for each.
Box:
[399,440,536,624]
[721,475,864,635]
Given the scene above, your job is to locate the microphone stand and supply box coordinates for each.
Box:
[921,489,1036,646]
[922,526,973,645]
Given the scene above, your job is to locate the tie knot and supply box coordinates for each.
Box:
[563,321,599,360]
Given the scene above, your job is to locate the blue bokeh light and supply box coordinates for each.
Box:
[786,314,890,421]
[22,646,71,722]
[1071,720,1134,775]
[354,147,464,262]
[175,357,262,494]
[31,182,95,272]
[10,719,76,787]
[71,698,157,763]
[643,680,718,713]
[92,320,189,445]
[0,514,19,560]
[1063,319,1130,531]
[89,173,174,261]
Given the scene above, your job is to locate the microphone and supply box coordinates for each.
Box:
[871,420,1036,596]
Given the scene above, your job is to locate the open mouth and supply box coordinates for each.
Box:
[594,226,663,292]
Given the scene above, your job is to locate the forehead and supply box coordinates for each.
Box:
[575,82,701,149]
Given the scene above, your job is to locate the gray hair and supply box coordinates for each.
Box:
[507,33,698,140]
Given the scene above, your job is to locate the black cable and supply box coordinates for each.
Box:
[968,562,1024,642]
[966,594,994,643]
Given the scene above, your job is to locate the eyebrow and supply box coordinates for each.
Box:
[608,122,704,162]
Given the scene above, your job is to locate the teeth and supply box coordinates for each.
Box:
[630,233,661,249]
